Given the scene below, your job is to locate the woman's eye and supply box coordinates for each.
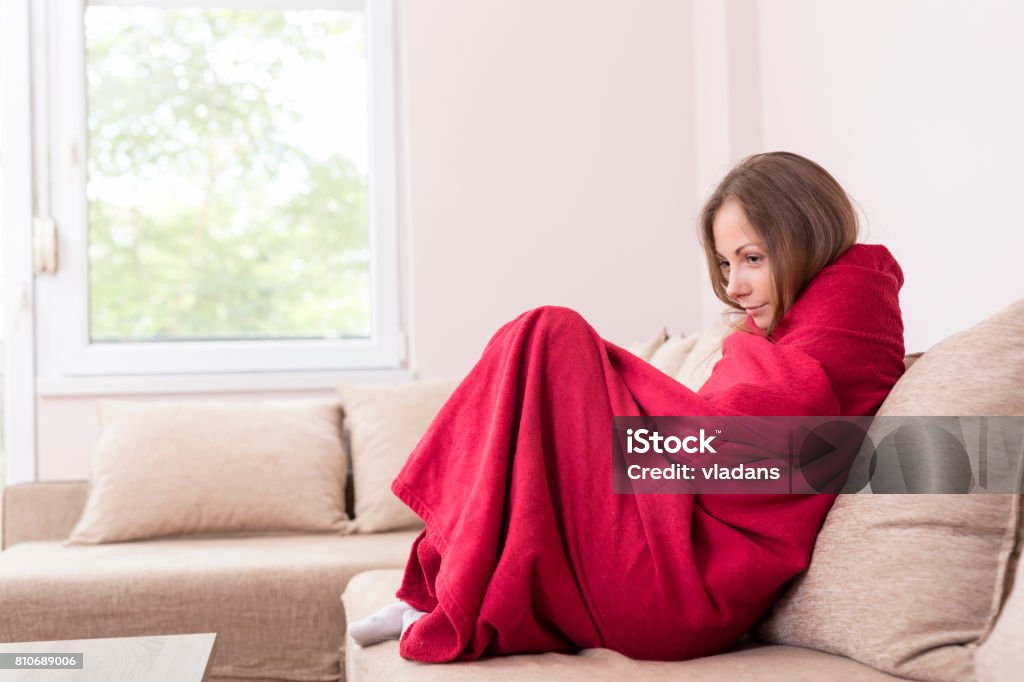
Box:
[718,260,729,270]
[746,255,764,265]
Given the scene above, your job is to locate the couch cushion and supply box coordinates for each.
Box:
[69,399,351,544]
[625,317,731,391]
[342,570,903,682]
[647,334,698,377]
[625,327,668,362]
[673,314,732,391]
[337,380,460,533]
[754,299,1024,682]
[0,531,418,682]
[754,495,1019,681]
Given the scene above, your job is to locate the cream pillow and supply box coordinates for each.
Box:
[68,399,349,544]
[673,314,732,391]
[647,334,697,377]
[337,379,460,533]
[624,318,731,389]
[753,298,1024,681]
[625,327,668,362]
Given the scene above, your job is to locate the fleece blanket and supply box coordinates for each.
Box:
[391,243,905,662]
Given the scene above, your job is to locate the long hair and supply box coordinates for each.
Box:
[699,152,859,336]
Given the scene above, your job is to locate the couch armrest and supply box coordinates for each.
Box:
[1,481,90,549]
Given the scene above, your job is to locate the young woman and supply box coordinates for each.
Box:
[349,152,906,662]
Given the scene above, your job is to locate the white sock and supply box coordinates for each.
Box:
[348,601,412,646]
[401,607,427,637]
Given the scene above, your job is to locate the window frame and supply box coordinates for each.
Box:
[2,0,39,485]
[32,0,407,392]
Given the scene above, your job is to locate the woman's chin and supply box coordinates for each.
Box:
[748,312,773,331]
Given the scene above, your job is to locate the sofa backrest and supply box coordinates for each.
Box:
[1,481,90,549]
[0,350,930,551]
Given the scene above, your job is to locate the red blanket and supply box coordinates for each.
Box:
[392,243,905,662]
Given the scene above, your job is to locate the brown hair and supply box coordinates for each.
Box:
[699,151,859,337]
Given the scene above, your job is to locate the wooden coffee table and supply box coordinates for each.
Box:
[0,632,217,681]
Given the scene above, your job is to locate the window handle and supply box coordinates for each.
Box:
[69,137,81,174]
[33,216,58,275]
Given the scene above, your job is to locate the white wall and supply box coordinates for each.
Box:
[402,0,701,379]
[752,0,1024,353]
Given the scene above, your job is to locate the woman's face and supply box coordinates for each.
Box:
[712,198,774,330]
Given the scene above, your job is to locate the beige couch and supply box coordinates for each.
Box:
[0,482,420,682]
[3,486,952,682]
[2,300,1022,682]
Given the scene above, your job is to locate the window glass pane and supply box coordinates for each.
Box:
[85,7,370,342]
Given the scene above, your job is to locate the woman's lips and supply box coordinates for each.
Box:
[744,304,767,314]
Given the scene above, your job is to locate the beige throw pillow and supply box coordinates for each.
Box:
[69,399,350,544]
[673,314,732,391]
[753,298,1024,681]
[624,317,732,390]
[648,334,697,377]
[977,501,1024,682]
[337,379,460,533]
[625,327,668,362]
[754,495,1019,681]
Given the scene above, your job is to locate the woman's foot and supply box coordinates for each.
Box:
[348,601,412,646]
[401,606,426,637]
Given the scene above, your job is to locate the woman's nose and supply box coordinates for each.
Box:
[725,272,747,300]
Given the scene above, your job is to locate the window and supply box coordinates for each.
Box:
[87,6,373,342]
[30,0,404,388]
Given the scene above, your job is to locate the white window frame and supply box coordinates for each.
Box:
[3,0,39,485]
[31,0,407,395]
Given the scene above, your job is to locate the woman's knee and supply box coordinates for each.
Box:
[521,306,598,344]
[527,305,592,330]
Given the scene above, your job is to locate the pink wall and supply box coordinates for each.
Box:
[754,0,1024,353]
[402,0,702,379]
